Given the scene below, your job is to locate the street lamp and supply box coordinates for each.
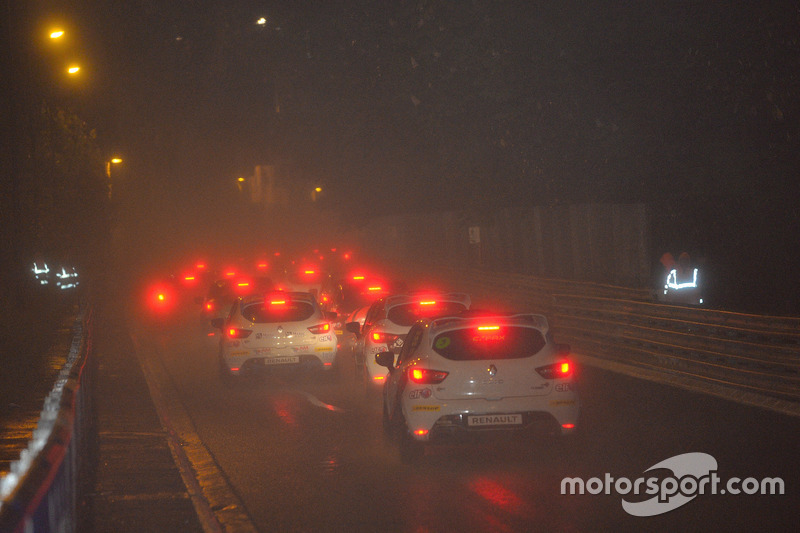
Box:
[311,186,322,202]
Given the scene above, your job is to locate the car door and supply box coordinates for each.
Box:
[384,323,424,418]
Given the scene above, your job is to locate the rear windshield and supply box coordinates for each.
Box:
[432,326,546,361]
[387,301,468,327]
[241,301,316,323]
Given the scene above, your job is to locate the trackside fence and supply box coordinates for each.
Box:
[400,262,800,404]
[0,309,93,533]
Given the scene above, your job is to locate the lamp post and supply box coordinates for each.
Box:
[106,157,123,198]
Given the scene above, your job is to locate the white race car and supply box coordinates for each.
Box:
[376,312,580,461]
[214,291,337,379]
[357,293,471,390]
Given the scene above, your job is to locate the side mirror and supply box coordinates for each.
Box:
[210,317,224,330]
[375,350,395,370]
[345,322,361,335]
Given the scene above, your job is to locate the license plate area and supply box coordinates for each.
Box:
[264,356,300,365]
[467,413,523,427]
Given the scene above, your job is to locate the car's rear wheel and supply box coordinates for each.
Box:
[218,357,239,387]
[399,425,425,464]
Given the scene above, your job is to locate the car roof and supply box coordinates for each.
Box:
[426,313,550,336]
[383,292,471,309]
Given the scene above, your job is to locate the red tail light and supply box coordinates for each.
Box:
[226,328,252,339]
[408,367,448,384]
[419,300,437,306]
[307,323,331,335]
[371,331,400,344]
[536,360,574,379]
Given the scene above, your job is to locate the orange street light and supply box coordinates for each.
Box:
[106,158,123,198]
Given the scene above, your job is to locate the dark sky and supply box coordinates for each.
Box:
[60,0,799,220]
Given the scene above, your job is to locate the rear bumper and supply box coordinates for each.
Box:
[404,394,580,442]
[226,353,335,374]
[427,411,569,442]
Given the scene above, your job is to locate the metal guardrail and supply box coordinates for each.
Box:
[0,309,92,533]
[408,263,800,402]
[550,294,800,401]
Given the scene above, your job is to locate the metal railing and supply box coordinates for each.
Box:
[550,294,800,401]
[406,262,800,404]
[0,309,92,533]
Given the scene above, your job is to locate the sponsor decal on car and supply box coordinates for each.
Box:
[412,405,441,412]
[315,346,334,352]
[230,351,249,357]
[555,383,574,392]
[408,389,432,399]
[549,399,576,406]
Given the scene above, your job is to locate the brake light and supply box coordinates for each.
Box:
[536,360,574,379]
[371,331,399,344]
[477,325,500,331]
[270,299,286,305]
[205,301,215,312]
[367,286,382,292]
[257,262,269,270]
[419,300,436,306]
[196,263,206,270]
[352,275,365,280]
[408,367,448,384]
[226,328,252,339]
[308,323,331,334]
[304,269,316,275]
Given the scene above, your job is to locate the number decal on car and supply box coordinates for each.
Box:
[435,336,451,349]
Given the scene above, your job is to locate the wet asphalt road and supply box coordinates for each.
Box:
[127,309,799,532]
